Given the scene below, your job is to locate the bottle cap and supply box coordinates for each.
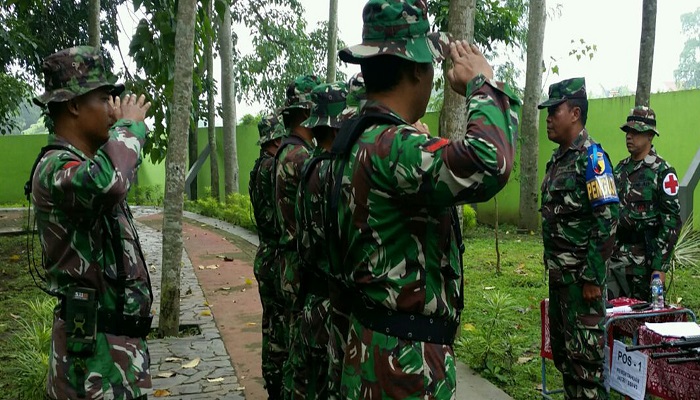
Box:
[652,273,660,279]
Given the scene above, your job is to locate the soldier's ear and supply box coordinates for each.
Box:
[66,98,80,118]
[570,105,581,124]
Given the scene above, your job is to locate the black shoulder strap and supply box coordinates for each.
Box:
[25,144,81,200]
[299,151,333,264]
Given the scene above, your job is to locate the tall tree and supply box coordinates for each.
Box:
[518,0,546,232]
[159,0,198,336]
[88,0,101,47]
[635,0,657,107]
[326,0,339,83]
[221,3,239,194]
[205,0,220,200]
[674,7,700,89]
[439,0,475,140]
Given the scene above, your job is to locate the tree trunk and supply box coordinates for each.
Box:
[188,122,198,199]
[88,0,100,47]
[518,0,546,232]
[158,0,197,336]
[439,0,475,140]
[206,0,220,200]
[326,0,339,83]
[220,5,239,195]
[635,0,657,107]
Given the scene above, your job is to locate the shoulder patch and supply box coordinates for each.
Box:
[63,161,81,170]
[662,172,679,196]
[421,137,450,153]
[585,143,619,207]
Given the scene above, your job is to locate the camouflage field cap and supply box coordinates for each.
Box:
[33,46,124,107]
[338,0,452,64]
[301,82,349,129]
[257,113,286,145]
[538,77,587,109]
[284,74,323,112]
[621,106,659,136]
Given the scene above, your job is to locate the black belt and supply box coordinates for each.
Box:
[99,312,153,339]
[617,229,646,244]
[351,301,459,345]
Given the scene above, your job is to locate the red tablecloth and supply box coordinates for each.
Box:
[638,325,700,400]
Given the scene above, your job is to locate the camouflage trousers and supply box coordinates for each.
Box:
[340,316,457,399]
[607,243,651,302]
[254,251,286,399]
[549,271,607,400]
[327,284,352,400]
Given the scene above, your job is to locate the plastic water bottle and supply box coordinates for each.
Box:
[651,273,664,310]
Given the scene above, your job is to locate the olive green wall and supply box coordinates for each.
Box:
[0,134,49,204]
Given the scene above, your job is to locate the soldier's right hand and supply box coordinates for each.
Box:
[109,93,151,123]
[446,40,494,96]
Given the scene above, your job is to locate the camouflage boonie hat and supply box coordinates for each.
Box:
[33,46,124,107]
[284,75,323,112]
[257,113,285,145]
[301,82,349,129]
[538,77,587,109]
[621,106,659,136]
[338,0,452,64]
[346,73,366,109]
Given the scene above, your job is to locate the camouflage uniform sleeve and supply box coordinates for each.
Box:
[38,120,147,214]
[652,166,681,272]
[583,153,619,285]
[389,75,520,206]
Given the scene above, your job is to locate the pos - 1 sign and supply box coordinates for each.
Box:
[609,340,648,399]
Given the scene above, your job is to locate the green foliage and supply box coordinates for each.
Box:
[462,204,477,232]
[127,184,164,206]
[675,7,700,89]
[0,72,32,135]
[240,113,264,126]
[185,190,257,232]
[4,297,56,400]
[22,116,49,135]
[235,0,346,110]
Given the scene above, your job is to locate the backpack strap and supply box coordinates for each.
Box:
[25,144,81,201]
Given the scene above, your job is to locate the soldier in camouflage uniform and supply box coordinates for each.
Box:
[295,82,348,400]
[249,113,287,399]
[29,46,153,400]
[539,77,619,400]
[340,73,366,121]
[607,106,681,301]
[330,1,521,398]
[274,74,321,399]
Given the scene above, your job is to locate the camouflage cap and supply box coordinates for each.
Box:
[621,105,659,136]
[338,0,452,65]
[33,46,124,108]
[283,75,323,112]
[301,82,349,130]
[537,77,587,109]
[257,113,286,145]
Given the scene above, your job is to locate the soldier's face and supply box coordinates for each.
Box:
[76,88,116,144]
[546,102,576,144]
[625,130,653,156]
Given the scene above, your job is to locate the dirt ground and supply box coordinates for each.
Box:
[139,214,266,400]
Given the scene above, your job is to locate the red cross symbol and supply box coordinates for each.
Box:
[663,173,679,196]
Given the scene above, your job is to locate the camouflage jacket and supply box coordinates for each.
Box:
[275,134,314,250]
[541,130,619,285]
[249,148,279,274]
[614,147,681,272]
[331,75,520,322]
[31,120,152,399]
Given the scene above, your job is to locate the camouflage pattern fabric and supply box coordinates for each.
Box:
[338,0,452,64]
[284,75,322,111]
[537,77,587,110]
[331,74,520,399]
[32,122,152,400]
[608,147,681,300]
[257,113,285,146]
[541,130,619,399]
[620,105,659,136]
[250,117,286,397]
[301,82,348,129]
[341,73,366,121]
[33,46,124,107]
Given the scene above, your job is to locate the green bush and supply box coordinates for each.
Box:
[185,191,257,232]
[5,297,56,399]
[128,184,164,206]
[462,204,477,232]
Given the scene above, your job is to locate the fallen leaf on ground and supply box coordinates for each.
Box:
[535,384,543,390]
[9,255,20,262]
[484,286,496,290]
[462,323,476,332]
[185,287,193,295]
[236,387,245,391]
[203,301,209,306]
[157,371,176,378]
[207,377,225,383]
[517,356,533,364]
[205,264,219,270]
[181,358,201,369]
[164,357,183,362]
[677,297,683,304]
[241,288,246,292]
[198,265,205,270]
[220,287,231,291]
[244,278,253,285]
[217,255,234,262]
[200,310,212,317]
[10,313,20,320]
[246,322,257,327]
[150,265,157,273]
[153,389,171,397]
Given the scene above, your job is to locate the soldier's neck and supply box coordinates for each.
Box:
[54,121,98,158]
[631,148,651,162]
[290,126,314,144]
[367,91,418,124]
